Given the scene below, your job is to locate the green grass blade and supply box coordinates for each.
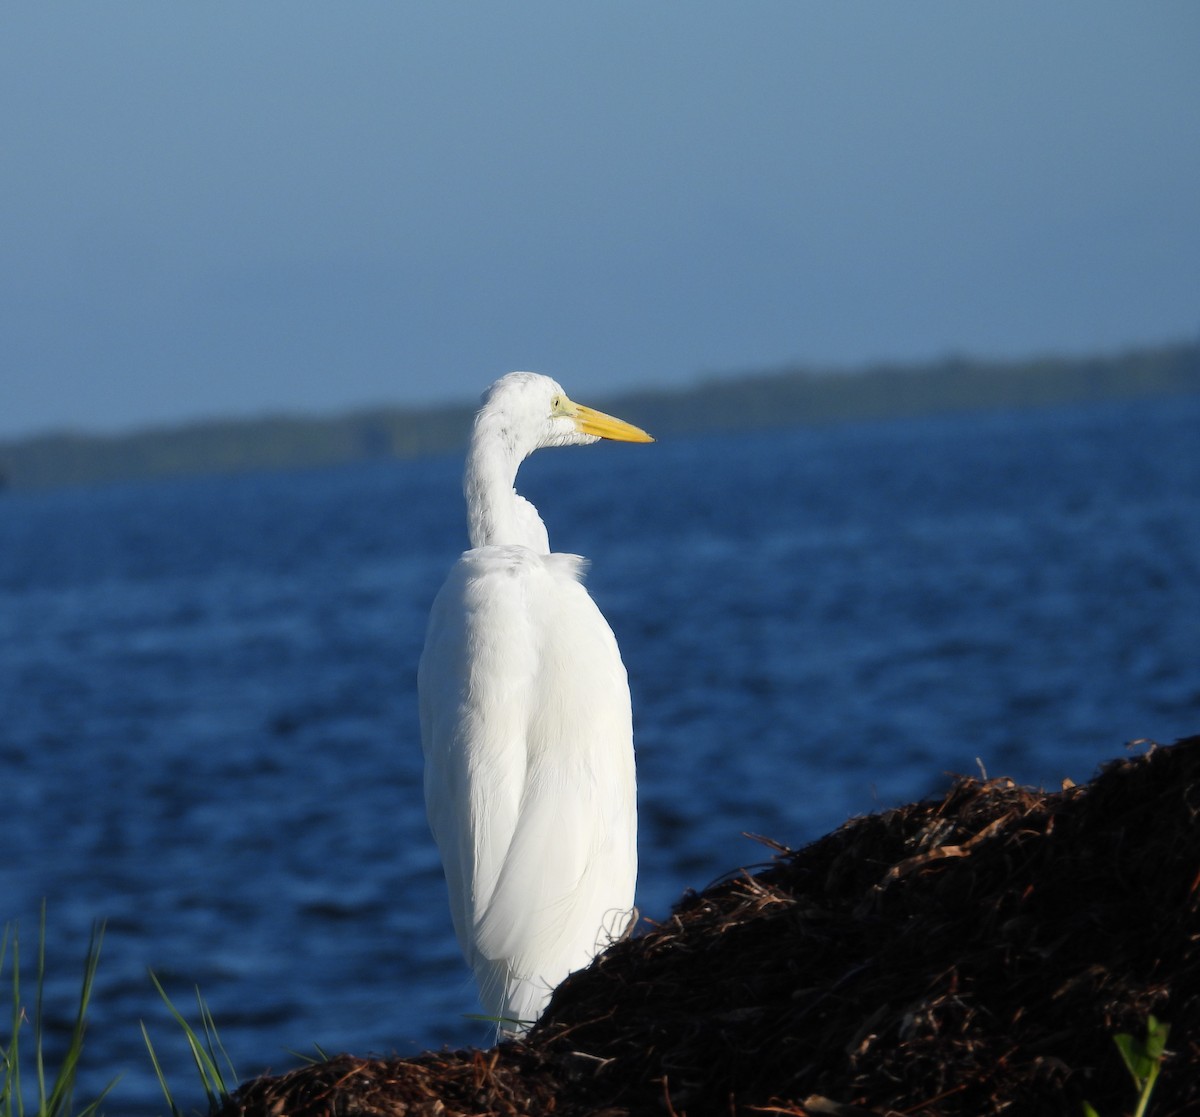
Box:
[147,973,219,1106]
[1,924,9,1117]
[34,908,46,1117]
[283,1043,329,1066]
[145,971,235,1112]
[44,921,114,1117]
[140,1021,183,1117]
[6,930,22,1117]
[1,914,118,1117]
[194,988,237,1093]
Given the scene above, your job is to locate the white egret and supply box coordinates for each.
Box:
[418,372,652,1036]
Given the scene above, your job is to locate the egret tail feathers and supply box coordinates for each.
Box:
[473,957,552,1038]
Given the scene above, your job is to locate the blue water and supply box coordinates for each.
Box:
[2,395,1198,1114]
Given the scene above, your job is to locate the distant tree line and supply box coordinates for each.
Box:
[2,340,1197,491]
[610,340,1200,437]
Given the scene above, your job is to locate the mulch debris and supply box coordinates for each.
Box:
[214,735,1200,1116]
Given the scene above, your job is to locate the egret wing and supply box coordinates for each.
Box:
[419,548,637,1026]
[474,555,637,999]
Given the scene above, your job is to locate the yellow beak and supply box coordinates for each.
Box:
[569,401,654,443]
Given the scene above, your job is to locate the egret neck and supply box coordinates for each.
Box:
[464,406,551,553]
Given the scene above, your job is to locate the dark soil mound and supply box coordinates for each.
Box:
[215,736,1199,1116]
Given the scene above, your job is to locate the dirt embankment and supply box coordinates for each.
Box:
[215,736,1200,1116]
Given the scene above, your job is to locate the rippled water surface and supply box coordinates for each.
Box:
[2,395,1198,1113]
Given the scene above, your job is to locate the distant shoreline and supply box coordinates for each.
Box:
[3,340,1197,491]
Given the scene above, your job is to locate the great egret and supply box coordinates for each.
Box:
[418,372,652,1035]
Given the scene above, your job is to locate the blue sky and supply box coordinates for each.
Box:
[3,2,1197,438]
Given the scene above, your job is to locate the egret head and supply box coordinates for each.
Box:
[478,372,653,459]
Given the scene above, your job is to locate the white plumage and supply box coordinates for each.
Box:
[418,372,652,1034]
